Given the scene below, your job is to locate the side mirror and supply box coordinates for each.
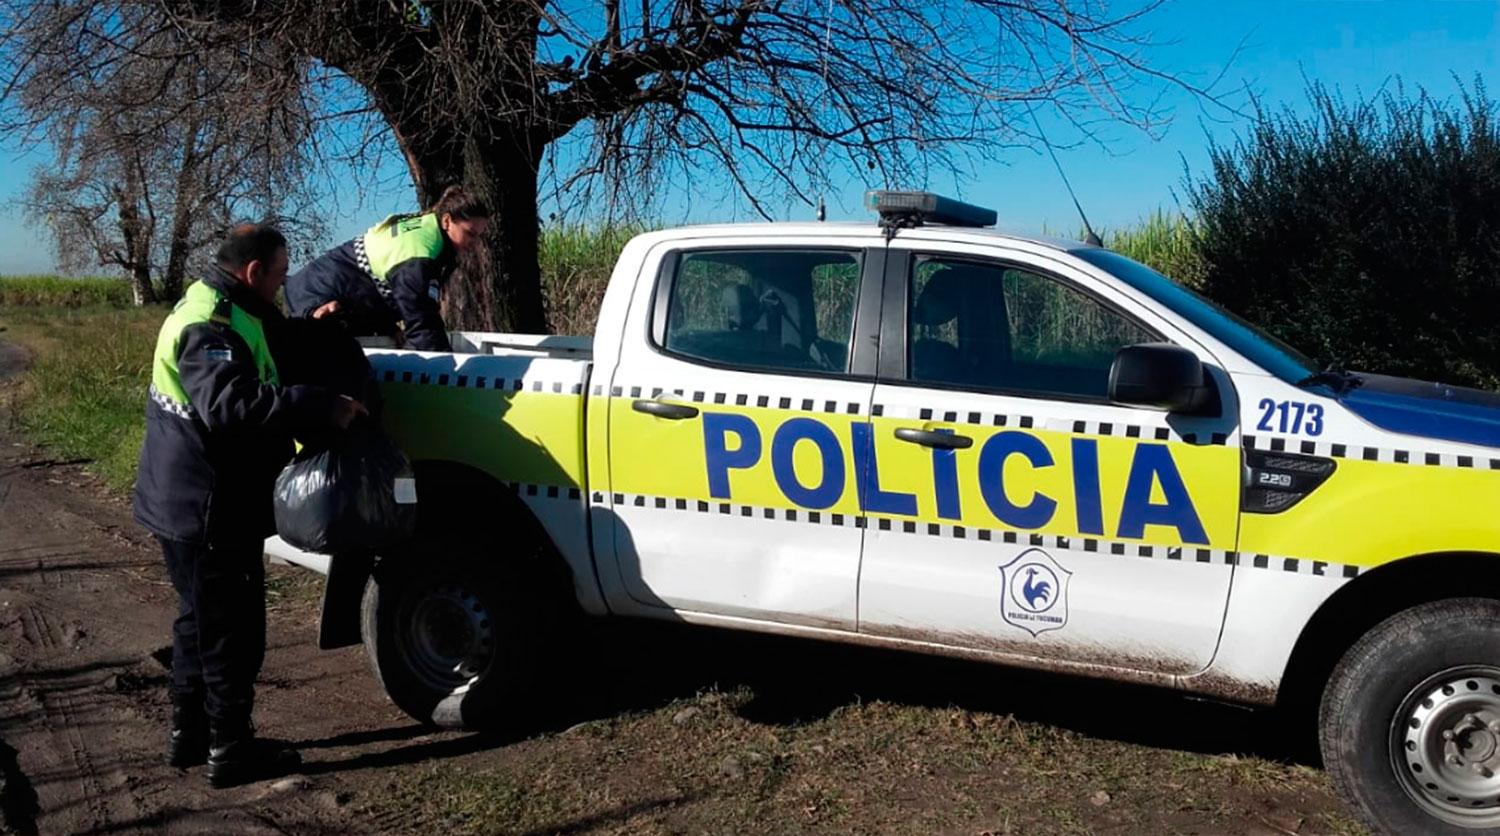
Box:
[1108,343,1215,414]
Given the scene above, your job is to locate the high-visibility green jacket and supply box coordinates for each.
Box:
[283,213,455,351]
[133,268,339,545]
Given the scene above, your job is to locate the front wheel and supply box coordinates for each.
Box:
[1321,598,1500,834]
[360,543,545,729]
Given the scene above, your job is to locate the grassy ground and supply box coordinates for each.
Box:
[358,624,1361,835]
[0,303,162,491]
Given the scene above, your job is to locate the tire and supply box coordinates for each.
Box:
[360,537,552,730]
[1320,598,1500,834]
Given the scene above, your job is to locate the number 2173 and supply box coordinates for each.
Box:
[1256,399,1324,436]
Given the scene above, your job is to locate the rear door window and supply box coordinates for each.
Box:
[663,249,862,375]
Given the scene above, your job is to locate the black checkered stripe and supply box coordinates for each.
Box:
[351,237,394,302]
[597,383,867,415]
[591,489,1363,579]
[1245,434,1500,470]
[594,490,869,528]
[375,366,584,394]
[600,383,1229,444]
[506,481,583,502]
[148,384,195,419]
[877,405,1231,446]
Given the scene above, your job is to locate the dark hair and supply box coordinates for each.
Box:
[216,223,287,270]
[430,185,490,221]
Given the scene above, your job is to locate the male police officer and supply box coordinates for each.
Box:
[134,224,365,787]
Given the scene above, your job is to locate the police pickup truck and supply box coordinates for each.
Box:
[269,191,1500,834]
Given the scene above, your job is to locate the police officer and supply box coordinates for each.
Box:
[134,224,366,788]
[284,185,491,351]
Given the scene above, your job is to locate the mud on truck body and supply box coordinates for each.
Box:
[268,192,1500,834]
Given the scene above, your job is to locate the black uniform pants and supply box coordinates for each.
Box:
[158,536,266,728]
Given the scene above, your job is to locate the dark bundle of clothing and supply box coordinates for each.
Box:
[271,318,415,554]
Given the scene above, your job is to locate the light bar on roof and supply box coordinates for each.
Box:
[864,190,997,228]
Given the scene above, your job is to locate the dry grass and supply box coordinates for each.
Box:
[361,624,1362,836]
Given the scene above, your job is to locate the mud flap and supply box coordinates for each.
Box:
[318,552,373,650]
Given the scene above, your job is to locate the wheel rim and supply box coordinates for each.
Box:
[395,580,496,693]
[1391,665,1500,827]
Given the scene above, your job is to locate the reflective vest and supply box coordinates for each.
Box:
[148,280,278,418]
[352,212,445,291]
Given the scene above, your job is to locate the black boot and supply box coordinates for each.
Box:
[205,722,301,788]
[167,692,209,769]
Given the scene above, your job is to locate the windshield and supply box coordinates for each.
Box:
[1073,248,1319,385]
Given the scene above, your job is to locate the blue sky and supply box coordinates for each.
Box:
[2,1,1498,274]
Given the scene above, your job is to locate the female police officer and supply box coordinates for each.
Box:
[285,185,490,351]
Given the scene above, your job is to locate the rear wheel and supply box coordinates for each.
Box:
[1321,598,1500,834]
[360,539,546,729]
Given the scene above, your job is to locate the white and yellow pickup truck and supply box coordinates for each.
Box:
[270,192,1500,834]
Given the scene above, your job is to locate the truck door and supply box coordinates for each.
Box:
[600,240,884,629]
[855,245,1241,674]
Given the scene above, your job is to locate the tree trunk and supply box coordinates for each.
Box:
[458,137,546,334]
[161,190,196,303]
[128,261,155,306]
[395,128,549,334]
[114,183,156,306]
[161,123,203,302]
[162,228,191,302]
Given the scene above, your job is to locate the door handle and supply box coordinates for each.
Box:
[632,399,700,420]
[895,427,973,449]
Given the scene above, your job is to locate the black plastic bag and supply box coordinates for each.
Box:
[273,425,417,554]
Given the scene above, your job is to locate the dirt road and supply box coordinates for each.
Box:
[0,340,426,835]
[0,339,1361,835]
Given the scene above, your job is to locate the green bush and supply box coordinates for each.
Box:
[1105,211,1205,289]
[1186,80,1500,389]
[0,275,132,307]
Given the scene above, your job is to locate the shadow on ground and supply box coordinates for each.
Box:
[565,619,1303,756]
[305,615,1311,781]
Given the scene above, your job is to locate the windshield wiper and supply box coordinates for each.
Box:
[1297,363,1363,394]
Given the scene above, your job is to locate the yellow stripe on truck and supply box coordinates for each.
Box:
[380,382,587,489]
[1239,456,1500,568]
[610,401,1240,550]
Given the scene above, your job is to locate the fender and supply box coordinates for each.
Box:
[316,459,580,648]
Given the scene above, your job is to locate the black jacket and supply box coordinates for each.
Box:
[283,239,455,352]
[133,268,343,545]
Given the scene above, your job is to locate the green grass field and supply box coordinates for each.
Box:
[0,304,161,491]
[0,275,133,307]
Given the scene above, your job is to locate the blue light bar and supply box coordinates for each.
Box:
[864,190,997,228]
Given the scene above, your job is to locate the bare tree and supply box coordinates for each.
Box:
[5,3,327,303]
[5,0,1225,327]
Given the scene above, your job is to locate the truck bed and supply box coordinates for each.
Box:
[264,331,595,584]
[449,331,592,361]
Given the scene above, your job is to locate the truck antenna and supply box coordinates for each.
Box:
[816,195,826,222]
[1028,104,1102,247]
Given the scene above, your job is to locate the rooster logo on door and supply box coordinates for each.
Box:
[998,548,1072,637]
